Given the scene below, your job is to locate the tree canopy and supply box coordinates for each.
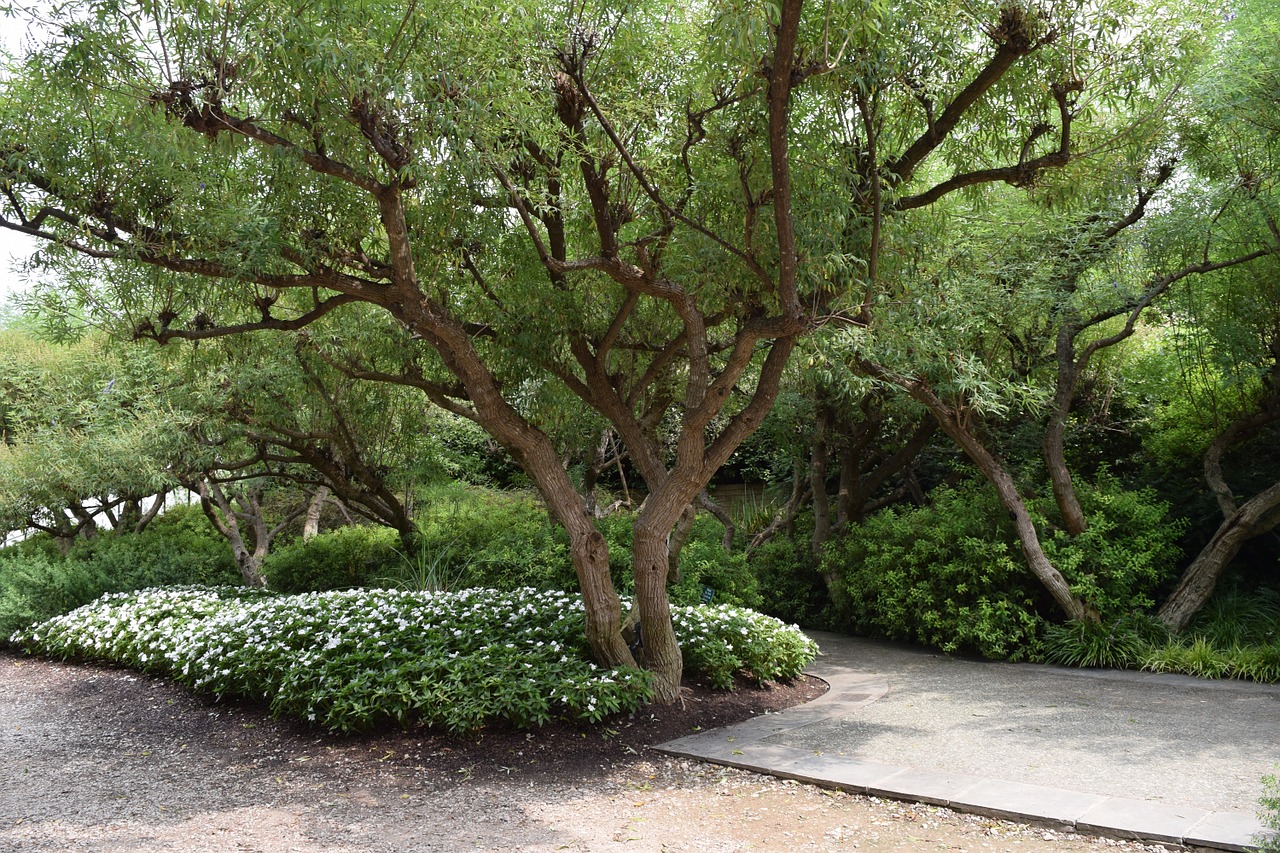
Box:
[3,0,1278,694]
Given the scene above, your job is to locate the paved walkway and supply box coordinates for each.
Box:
[658,632,1280,851]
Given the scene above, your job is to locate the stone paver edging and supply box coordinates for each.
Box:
[657,640,1277,852]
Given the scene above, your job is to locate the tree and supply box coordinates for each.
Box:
[0,330,180,548]
[0,0,1208,694]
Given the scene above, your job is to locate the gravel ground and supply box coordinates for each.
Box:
[1,651,1199,852]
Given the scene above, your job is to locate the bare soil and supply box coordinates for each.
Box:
[1,650,1185,852]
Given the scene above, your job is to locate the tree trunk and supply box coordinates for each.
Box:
[195,480,268,588]
[633,515,684,704]
[1045,329,1088,535]
[1157,479,1280,633]
[303,486,329,540]
[810,403,832,557]
[860,361,1092,622]
[666,503,698,583]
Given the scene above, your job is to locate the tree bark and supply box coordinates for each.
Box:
[1045,327,1088,535]
[633,512,685,704]
[303,486,329,540]
[810,402,832,557]
[1157,479,1280,632]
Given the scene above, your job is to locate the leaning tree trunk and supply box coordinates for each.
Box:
[1157,479,1280,633]
[303,486,329,540]
[1044,333,1088,536]
[861,361,1093,622]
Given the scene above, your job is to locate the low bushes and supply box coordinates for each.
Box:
[1041,587,1280,683]
[263,525,402,593]
[822,475,1184,660]
[12,585,818,733]
[0,505,238,636]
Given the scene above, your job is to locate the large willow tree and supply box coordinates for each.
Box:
[0,0,1182,696]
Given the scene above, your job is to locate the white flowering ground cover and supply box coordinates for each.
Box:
[10,585,818,733]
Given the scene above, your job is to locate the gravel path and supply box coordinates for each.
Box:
[1,651,1191,852]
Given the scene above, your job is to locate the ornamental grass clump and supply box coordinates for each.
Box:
[11,586,817,733]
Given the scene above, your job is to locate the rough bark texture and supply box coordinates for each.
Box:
[1157,479,1280,632]
[1045,328,1088,536]
[302,486,329,541]
[632,519,685,704]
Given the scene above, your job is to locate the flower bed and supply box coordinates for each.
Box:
[11,585,817,732]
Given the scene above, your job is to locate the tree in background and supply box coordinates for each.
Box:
[0,331,181,549]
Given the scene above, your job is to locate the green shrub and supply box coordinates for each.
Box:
[412,483,577,592]
[1040,473,1184,616]
[0,505,238,637]
[1259,769,1280,852]
[668,517,762,609]
[13,585,818,732]
[69,504,239,587]
[825,481,1044,659]
[748,535,827,627]
[263,525,402,593]
[823,475,1184,660]
[0,551,115,637]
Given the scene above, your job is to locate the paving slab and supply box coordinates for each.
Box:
[1186,812,1276,852]
[947,777,1109,825]
[1076,798,1212,844]
[657,631,1278,851]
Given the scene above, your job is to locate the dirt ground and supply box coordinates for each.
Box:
[0,651,1190,852]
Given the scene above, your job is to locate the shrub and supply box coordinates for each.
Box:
[1040,473,1184,616]
[0,551,115,637]
[0,505,238,637]
[825,481,1044,659]
[748,535,828,627]
[1259,769,1280,853]
[823,475,1184,660]
[12,585,818,732]
[263,525,401,593]
[667,517,762,609]
[68,504,239,587]
[408,483,576,592]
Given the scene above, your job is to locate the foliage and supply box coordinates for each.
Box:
[828,479,1044,659]
[12,586,817,732]
[594,510,764,608]
[412,484,576,593]
[1041,613,1167,669]
[668,520,762,610]
[1259,769,1280,853]
[825,476,1184,659]
[1184,587,1280,648]
[1041,585,1280,682]
[0,505,237,636]
[1039,473,1185,615]
[0,331,186,539]
[748,534,828,627]
[672,603,819,690]
[263,525,402,593]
